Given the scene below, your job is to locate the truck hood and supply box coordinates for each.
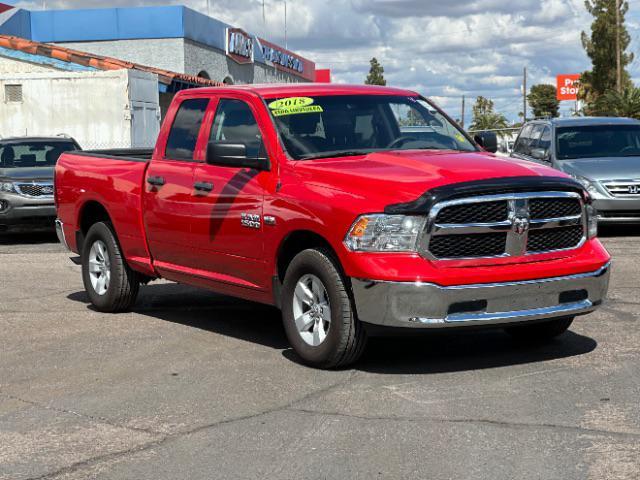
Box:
[0,167,54,182]
[294,150,565,205]
[556,157,640,181]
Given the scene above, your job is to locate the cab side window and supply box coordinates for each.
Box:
[165,98,209,160]
[210,99,263,158]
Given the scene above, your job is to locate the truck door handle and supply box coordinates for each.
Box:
[194,181,214,193]
[147,176,165,187]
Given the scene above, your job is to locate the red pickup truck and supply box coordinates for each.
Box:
[55,84,611,368]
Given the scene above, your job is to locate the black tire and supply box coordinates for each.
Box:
[504,317,574,342]
[282,248,367,369]
[82,222,139,312]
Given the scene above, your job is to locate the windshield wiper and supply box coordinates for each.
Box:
[298,150,373,160]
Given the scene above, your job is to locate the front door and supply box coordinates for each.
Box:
[190,97,270,290]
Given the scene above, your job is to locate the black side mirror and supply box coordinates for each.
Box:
[206,142,269,170]
[530,147,550,161]
[473,131,498,153]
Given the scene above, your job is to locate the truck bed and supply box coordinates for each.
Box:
[55,149,153,275]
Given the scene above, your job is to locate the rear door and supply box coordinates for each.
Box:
[143,97,209,269]
[189,97,271,290]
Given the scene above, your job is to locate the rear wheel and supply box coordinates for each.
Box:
[504,317,574,342]
[282,249,367,369]
[82,222,139,312]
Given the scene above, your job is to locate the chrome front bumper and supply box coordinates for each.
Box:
[593,197,640,223]
[351,262,611,329]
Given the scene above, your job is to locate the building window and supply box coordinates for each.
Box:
[5,84,23,103]
[223,76,234,85]
[197,70,210,80]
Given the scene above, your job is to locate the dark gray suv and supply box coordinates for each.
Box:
[511,117,640,223]
[0,136,80,232]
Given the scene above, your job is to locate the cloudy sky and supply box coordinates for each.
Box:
[10,0,640,122]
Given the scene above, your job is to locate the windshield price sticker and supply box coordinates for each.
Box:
[268,97,323,117]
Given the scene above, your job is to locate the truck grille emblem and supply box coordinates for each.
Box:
[512,215,530,235]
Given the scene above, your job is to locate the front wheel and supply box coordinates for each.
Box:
[282,249,367,369]
[82,222,139,312]
[504,317,574,342]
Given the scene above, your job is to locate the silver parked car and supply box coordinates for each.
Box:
[0,136,81,232]
[511,117,640,223]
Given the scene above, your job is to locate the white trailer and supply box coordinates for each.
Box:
[0,68,160,149]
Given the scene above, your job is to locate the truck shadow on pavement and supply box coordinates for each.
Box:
[68,282,598,375]
[0,231,58,244]
[598,224,640,237]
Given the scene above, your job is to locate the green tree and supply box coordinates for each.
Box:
[469,96,509,131]
[581,0,634,98]
[528,84,560,118]
[591,86,640,118]
[365,57,386,86]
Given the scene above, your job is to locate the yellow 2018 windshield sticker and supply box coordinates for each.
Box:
[268,97,323,117]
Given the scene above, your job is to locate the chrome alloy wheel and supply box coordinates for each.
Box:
[88,240,111,296]
[292,274,331,347]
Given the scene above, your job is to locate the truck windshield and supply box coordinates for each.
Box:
[0,140,78,168]
[556,125,640,160]
[267,95,476,160]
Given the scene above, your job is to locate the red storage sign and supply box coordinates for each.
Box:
[557,74,581,101]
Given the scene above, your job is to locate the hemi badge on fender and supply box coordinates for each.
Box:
[264,216,277,226]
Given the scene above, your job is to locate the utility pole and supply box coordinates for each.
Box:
[616,0,622,92]
[523,67,527,123]
[284,1,288,49]
[461,95,465,129]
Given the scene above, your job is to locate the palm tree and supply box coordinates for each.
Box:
[592,86,640,119]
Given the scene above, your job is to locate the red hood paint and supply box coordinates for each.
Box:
[293,150,567,206]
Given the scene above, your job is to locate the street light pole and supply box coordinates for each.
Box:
[523,67,527,123]
[284,1,288,49]
[616,0,622,92]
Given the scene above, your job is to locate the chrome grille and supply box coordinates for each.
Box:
[436,201,508,224]
[527,226,584,253]
[603,180,640,197]
[421,192,586,260]
[529,198,581,219]
[429,232,508,259]
[15,183,54,197]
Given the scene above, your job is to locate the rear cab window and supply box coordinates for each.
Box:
[165,98,210,160]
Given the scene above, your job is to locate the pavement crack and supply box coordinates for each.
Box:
[287,407,640,440]
[0,390,162,437]
[23,372,358,480]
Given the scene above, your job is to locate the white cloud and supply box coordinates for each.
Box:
[12,0,640,121]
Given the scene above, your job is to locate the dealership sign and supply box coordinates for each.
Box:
[261,43,304,74]
[258,38,315,81]
[226,28,254,64]
[557,74,581,101]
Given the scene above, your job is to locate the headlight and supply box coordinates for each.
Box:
[585,203,598,239]
[0,182,16,193]
[574,175,599,196]
[345,214,426,252]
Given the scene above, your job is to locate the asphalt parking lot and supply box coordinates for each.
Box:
[1,229,639,480]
